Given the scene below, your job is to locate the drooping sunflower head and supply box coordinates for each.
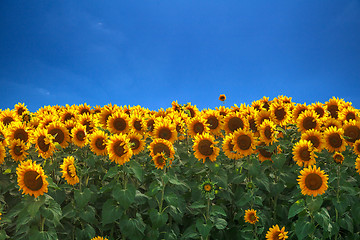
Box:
[265,225,289,240]
[333,152,344,164]
[219,94,226,102]
[301,129,324,151]
[323,126,346,152]
[342,120,360,144]
[16,160,49,198]
[47,121,70,148]
[259,119,277,146]
[292,139,316,167]
[60,156,79,185]
[107,111,130,135]
[297,165,328,197]
[30,128,56,159]
[296,110,321,133]
[107,134,133,166]
[9,139,29,162]
[193,133,220,163]
[244,209,259,224]
[187,116,210,138]
[224,112,248,135]
[256,141,277,162]
[232,129,256,157]
[89,130,108,156]
[127,132,146,156]
[152,118,178,143]
[71,124,88,148]
[183,103,199,118]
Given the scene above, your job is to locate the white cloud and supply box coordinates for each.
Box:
[37,88,50,96]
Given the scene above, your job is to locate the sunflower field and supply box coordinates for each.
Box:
[1,96,360,240]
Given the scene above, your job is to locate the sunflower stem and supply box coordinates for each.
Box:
[40,214,45,232]
[159,166,167,213]
[253,223,258,239]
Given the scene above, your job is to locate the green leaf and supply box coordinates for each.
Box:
[27,195,46,217]
[103,166,119,180]
[295,217,315,240]
[273,153,287,169]
[112,183,136,209]
[80,205,97,224]
[314,208,332,232]
[181,224,198,239]
[148,208,168,228]
[210,205,227,217]
[288,199,305,219]
[339,213,353,233]
[74,188,92,209]
[102,199,123,225]
[306,196,323,213]
[130,160,144,182]
[189,201,206,209]
[165,193,180,208]
[213,217,227,230]
[120,215,146,240]
[236,192,252,207]
[196,219,212,238]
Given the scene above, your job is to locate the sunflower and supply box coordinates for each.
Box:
[91,237,108,240]
[215,106,229,118]
[254,110,271,128]
[259,96,271,110]
[256,142,276,162]
[355,156,360,175]
[296,110,321,133]
[47,121,70,148]
[64,119,77,137]
[152,152,170,169]
[301,129,324,151]
[292,140,316,167]
[127,132,146,155]
[14,103,28,117]
[0,143,6,164]
[338,106,359,123]
[244,209,259,224]
[251,100,263,112]
[353,139,360,156]
[149,138,175,160]
[333,152,344,164]
[6,121,31,143]
[342,120,360,144]
[89,130,108,156]
[107,134,133,166]
[152,118,178,143]
[297,165,328,197]
[171,100,182,112]
[144,114,157,135]
[193,133,220,163]
[292,103,308,122]
[78,113,95,134]
[97,104,116,129]
[232,129,256,157]
[219,94,226,101]
[222,134,242,160]
[38,114,58,129]
[265,225,289,240]
[202,109,223,137]
[71,124,88,148]
[310,102,328,120]
[224,112,248,135]
[77,103,92,115]
[59,106,77,123]
[259,119,277,146]
[107,111,130,135]
[0,109,19,126]
[269,101,290,126]
[60,156,79,185]
[187,117,210,138]
[93,105,102,114]
[200,180,215,200]
[30,128,56,159]
[17,160,48,198]
[183,103,199,118]
[0,122,8,146]
[9,139,29,162]
[130,114,146,135]
[323,126,346,152]
[322,117,342,131]
[326,97,345,119]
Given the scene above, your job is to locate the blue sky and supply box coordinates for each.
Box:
[1,0,360,112]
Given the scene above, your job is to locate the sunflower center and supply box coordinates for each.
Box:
[249,214,256,221]
[274,108,286,121]
[147,120,155,132]
[134,120,142,131]
[156,156,165,166]
[64,113,75,122]
[206,116,219,129]
[329,133,342,148]
[328,105,339,119]
[17,108,25,115]
[80,109,91,115]
[66,166,74,178]
[49,128,65,144]
[262,102,270,110]
[193,122,205,134]
[159,128,172,140]
[113,118,126,131]
[300,147,311,161]
[203,184,212,192]
[259,147,272,158]
[303,117,316,130]
[346,112,356,121]
[228,117,244,132]
[228,142,235,152]
[264,126,272,139]
[113,141,125,157]
[236,135,251,150]
[24,170,43,191]
[187,108,195,118]
[344,126,360,142]
[153,143,171,157]
[37,136,50,152]
[198,139,213,156]
[305,173,323,190]
[14,129,28,142]
[14,145,23,156]
[357,143,360,154]
[3,116,14,126]
[249,118,257,132]
[95,138,106,150]
[334,154,343,163]
[306,136,320,149]
[76,131,86,141]
[314,107,324,118]
[130,138,140,150]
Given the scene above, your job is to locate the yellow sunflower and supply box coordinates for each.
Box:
[17,160,48,198]
[297,165,328,197]
[301,129,324,152]
[187,117,210,138]
[171,100,182,112]
[0,122,8,146]
[78,113,95,134]
[149,138,175,161]
[152,152,170,169]
[130,114,146,135]
[232,129,256,157]
[107,111,130,135]
[91,237,108,240]
[6,121,31,143]
[77,103,92,115]
[342,120,360,145]
[97,104,116,129]
[259,96,271,110]
[107,134,133,166]
[224,112,248,135]
[251,100,263,112]
[244,209,259,224]
[322,117,342,131]
[258,119,277,146]
[323,126,346,152]
[310,102,328,120]
[59,106,77,123]
[333,152,344,164]
[215,106,229,118]
[292,103,308,122]
[202,109,223,137]
[14,103,28,117]
[60,156,79,185]
[71,124,88,148]
[183,103,199,118]
[254,110,271,129]
[353,139,360,156]
[0,143,6,164]
[256,142,279,162]
[269,101,290,126]
[127,132,146,155]
[144,114,157,135]
[292,140,316,167]
[89,130,108,156]
[0,109,19,126]
[296,110,321,133]
[219,94,226,101]
[355,156,360,175]
[193,133,220,163]
[265,225,289,240]
[338,106,359,123]
[152,118,178,143]
[326,97,345,119]
[38,114,58,129]
[9,139,29,162]
[222,134,242,160]
[47,121,70,148]
[30,128,56,159]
